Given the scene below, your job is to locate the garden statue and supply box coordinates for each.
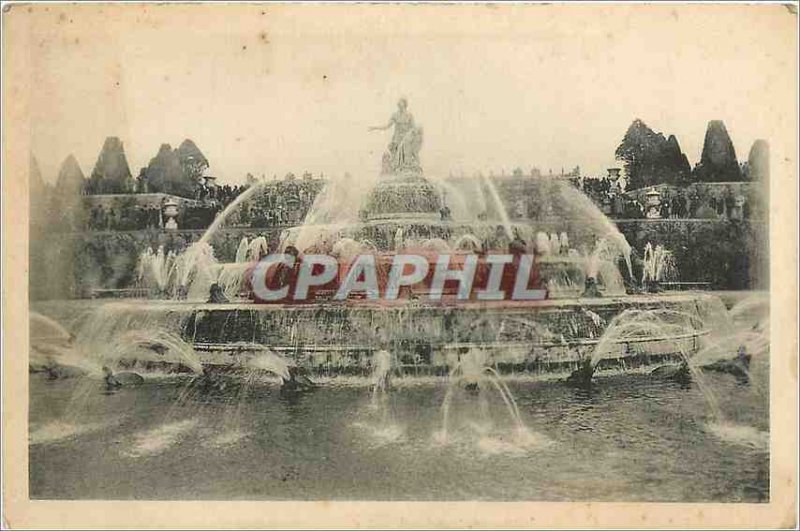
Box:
[369,98,424,174]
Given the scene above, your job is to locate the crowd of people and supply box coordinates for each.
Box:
[569,175,755,220]
[217,175,324,229]
[195,183,249,207]
[87,203,165,231]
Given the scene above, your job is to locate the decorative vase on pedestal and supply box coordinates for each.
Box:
[163,199,179,230]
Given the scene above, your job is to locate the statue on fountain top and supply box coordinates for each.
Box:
[369,98,423,175]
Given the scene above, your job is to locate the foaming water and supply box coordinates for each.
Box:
[352,420,406,447]
[707,422,769,452]
[285,173,379,253]
[247,236,269,261]
[124,418,200,458]
[583,305,752,428]
[30,344,104,377]
[428,177,471,223]
[351,349,405,447]
[433,423,550,456]
[174,242,219,301]
[29,421,106,445]
[370,349,393,406]
[136,241,231,301]
[215,262,253,300]
[137,246,177,292]
[692,332,769,367]
[728,294,770,335]
[235,237,250,263]
[205,428,250,449]
[584,236,626,287]
[476,426,551,456]
[245,349,291,380]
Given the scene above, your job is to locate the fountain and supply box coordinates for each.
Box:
[34,103,726,382]
[642,242,677,292]
[438,348,523,437]
[371,348,393,405]
[27,101,770,503]
[434,346,545,452]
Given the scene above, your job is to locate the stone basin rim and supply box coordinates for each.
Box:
[38,291,719,312]
[191,328,710,353]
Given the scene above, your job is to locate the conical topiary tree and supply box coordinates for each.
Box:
[88,137,134,194]
[693,120,742,182]
[52,154,88,230]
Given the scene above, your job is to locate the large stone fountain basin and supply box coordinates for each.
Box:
[32,292,719,378]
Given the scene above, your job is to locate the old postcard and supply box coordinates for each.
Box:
[2,2,797,528]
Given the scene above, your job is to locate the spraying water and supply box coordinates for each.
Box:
[642,242,677,286]
[235,237,250,263]
[371,349,393,406]
[103,329,204,374]
[480,174,514,240]
[437,347,542,451]
[247,236,270,261]
[172,241,219,301]
[30,311,73,344]
[58,302,204,375]
[558,184,632,279]
[245,348,291,380]
[583,304,768,450]
[136,246,176,293]
[589,308,704,369]
[199,181,268,245]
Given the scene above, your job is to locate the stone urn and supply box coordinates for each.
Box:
[163,199,179,230]
[644,188,662,219]
[729,195,745,221]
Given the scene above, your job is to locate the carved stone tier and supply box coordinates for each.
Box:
[363,170,443,222]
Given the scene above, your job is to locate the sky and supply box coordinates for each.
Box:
[15,3,797,185]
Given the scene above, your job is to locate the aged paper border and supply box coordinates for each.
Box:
[2,3,797,528]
